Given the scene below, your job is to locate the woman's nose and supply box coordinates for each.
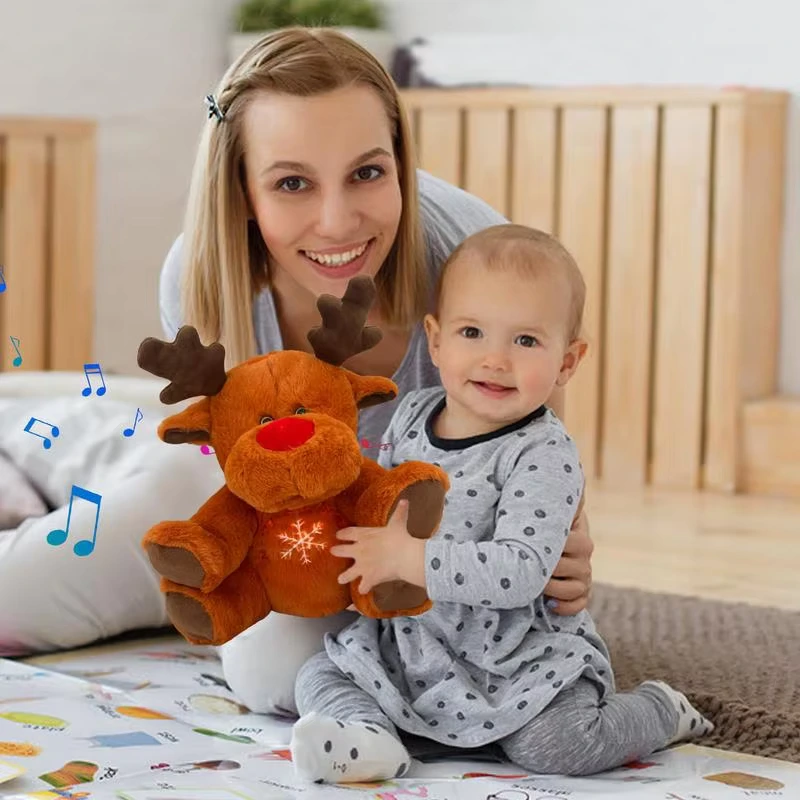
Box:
[315,190,360,238]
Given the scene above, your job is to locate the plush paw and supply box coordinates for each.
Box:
[641,680,714,744]
[290,712,410,784]
[165,592,214,645]
[147,543,205,588]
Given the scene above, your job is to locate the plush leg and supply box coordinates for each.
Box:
[162,560,270,646]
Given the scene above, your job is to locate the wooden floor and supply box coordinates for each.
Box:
[587,480,800,612]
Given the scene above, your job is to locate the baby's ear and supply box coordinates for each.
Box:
[423,314,441,367]
[556,339,588,387]
[341,371,399,410]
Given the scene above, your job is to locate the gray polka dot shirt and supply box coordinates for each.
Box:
[324,386,615,747]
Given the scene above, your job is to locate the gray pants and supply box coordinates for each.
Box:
[295,651,678,777]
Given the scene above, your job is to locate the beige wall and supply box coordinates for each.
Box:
[0,0,239,376]
[1,0,799,392]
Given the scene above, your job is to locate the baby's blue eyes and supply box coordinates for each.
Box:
[461,326,481,339]
[458,327,539,348]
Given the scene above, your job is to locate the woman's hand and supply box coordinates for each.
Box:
[544,503,593,615]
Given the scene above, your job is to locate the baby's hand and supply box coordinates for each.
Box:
[332,500,425,595]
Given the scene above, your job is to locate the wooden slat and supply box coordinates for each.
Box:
[704,99,786,491]
[509,108,557,230]
[2,136,49,371]
[0,118,94,138]
[559,107,608,479]
[50,133,96,370]
[650,106,713,489]
[401,86,786,111]
[600,107,660,486]
[738,100,784,401]
[416,108,462,187]
[463,108,510,216]
[703,105,744,492]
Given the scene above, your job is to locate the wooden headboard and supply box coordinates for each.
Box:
[0,117,96,373]
[401,87,787,493]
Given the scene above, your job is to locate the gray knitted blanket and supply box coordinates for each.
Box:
[591,584,800,763]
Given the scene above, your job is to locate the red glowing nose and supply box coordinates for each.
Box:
[256,416,315,451]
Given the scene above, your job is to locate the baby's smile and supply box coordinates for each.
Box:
[471,380,517,397]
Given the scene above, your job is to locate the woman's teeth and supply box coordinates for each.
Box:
[303,241,369,266]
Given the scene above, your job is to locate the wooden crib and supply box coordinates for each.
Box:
[0,117,96,374]
[0,90,789,495]
[401,87,788,494]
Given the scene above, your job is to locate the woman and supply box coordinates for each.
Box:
[161,27,594,715]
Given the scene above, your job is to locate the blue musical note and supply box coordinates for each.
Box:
[0,265,6,293]
[24,416,60,450]
[10,335,22,367]
[47,484,102,557]
[81,363,107,396]
[123,407,143,437]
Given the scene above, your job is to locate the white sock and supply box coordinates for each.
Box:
[641,680,714,744]
[290,711,411,784]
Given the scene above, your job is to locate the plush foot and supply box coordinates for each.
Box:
[290,711,411,784]
[147,542,205,588]
[165,592,214,644]
[641,680,714,744]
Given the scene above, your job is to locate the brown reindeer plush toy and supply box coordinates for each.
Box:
[137,276,449,646]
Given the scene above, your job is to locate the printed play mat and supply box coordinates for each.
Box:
[1,637,799,798]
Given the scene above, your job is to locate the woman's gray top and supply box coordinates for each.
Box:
[159,170,506,453]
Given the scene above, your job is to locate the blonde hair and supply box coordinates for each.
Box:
[182,27,427,366]
[434,224,586,341]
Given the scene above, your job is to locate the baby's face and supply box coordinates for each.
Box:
[424,255,583,429]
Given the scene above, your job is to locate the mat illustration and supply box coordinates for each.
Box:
[1,636,799,797]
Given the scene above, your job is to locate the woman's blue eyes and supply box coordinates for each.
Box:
[275,165,385,193]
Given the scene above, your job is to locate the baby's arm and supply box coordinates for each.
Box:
[424,433,583,609]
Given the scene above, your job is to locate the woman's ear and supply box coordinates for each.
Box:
[423,314,441,368]
[556,338,588,387]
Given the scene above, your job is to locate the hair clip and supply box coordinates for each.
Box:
[204,93,226,123]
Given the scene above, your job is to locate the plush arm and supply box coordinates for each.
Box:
[144,485,258,593]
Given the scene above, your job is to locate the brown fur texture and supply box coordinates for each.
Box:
[138,278,449,646]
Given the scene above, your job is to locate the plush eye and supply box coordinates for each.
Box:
[259,415,273,425]
[295,407,309,415]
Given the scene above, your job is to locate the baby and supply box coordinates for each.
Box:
[289,224,713,783]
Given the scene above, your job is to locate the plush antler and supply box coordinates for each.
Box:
[307,276,383,366]
[137,326,228,404]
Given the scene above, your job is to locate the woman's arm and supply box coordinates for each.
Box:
[159,233,185,338]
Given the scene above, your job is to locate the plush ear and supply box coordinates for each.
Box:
[157,397,212,444]
[343,371,399,410]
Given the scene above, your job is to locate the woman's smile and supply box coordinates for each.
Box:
[300,238,376,279]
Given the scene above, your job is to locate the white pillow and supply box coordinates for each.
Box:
[0,450,48,529]
[0,371,224,655]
